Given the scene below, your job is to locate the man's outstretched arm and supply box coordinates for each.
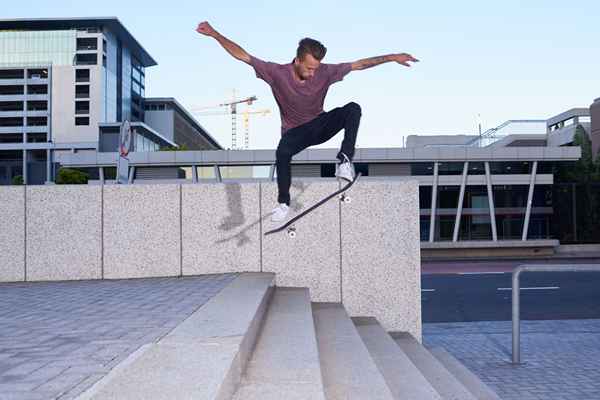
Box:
[196,21,251,64]
[351,53,419,71]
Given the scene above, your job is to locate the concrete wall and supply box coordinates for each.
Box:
[0,180,421,337]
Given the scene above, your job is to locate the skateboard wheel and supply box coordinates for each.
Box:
[343,196,352,204]
[288,228,297,238]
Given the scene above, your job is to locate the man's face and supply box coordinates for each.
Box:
[294,53,321,81]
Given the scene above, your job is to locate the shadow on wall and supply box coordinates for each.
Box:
[215,181,310,247]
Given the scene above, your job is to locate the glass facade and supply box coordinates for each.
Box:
[0,31,76,66]
[102,30,118,123]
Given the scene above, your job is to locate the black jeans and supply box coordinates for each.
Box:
[275,102,361,205]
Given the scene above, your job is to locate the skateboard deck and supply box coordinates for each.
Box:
[264,173,361,237]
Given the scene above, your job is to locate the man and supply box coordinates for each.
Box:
[196,21,418,222]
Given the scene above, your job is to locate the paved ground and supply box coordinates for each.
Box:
[424,319,600,400]
[0,274,236,400]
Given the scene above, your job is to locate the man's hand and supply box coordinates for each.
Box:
[196,21,251,64]
[391,53,419,67]
[196,21,218,37]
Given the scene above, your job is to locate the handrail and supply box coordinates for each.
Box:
[512,264,600,364]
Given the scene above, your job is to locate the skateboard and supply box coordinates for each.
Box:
[264,173,362,238]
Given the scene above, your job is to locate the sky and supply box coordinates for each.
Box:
[5,0,600,150]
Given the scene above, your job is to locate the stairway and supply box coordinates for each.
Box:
[77,273,501,400]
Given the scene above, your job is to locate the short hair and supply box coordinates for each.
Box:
[296,38,327,61]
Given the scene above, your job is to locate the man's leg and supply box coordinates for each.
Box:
[309,102,362,161]
[275,126,314,205]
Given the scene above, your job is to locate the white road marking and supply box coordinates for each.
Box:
[497,286,560,291]
[421,289,436,292]
[459,271,508,275]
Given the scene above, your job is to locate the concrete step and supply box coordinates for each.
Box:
[233,287,326,400]
[352,317,442,400]
[313,303,395,400]
[429,347,501,400]
[391,332,478,400]
[77,272,275,400]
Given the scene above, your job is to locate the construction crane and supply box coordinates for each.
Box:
[191,90,270,149]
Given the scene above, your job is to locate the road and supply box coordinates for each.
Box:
[421,258,600,323]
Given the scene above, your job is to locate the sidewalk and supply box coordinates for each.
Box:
[0,274,236,400]
[424,319,600,400]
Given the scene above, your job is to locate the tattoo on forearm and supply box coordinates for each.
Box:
[356,55,391,70]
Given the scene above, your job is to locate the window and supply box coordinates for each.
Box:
[75,101,90,114]
[75,53,98,66]
[0,102,24,112]
[77,37,98,51]
[0,86,24,95]
[75,85,90,99]
[27,85,48,95]
[411,162,434,176]
[27,117,47,126]
[27,133,47,143]
[0,69,24,79]
[27,69,48,79]
[27,101,47,111]
[75,117,90,126]
[0,117,23,127]
[75,69,90,82]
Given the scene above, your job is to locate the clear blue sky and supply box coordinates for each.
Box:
[6,1,600,149]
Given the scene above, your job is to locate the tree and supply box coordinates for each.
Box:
[554,125,600,243]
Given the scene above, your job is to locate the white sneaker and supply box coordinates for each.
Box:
[271,203,289,222]
[335,154,355,182]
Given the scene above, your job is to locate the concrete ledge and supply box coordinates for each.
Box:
[0,180,422,337]
[422,240,558,260]
[78,272,275,400]
[103,185,181,279]
[26,185,102,281]
[341,180,422,338]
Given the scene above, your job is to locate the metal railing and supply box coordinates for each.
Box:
[512,264,600,364]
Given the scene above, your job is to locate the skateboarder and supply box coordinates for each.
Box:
[196,21,419,221]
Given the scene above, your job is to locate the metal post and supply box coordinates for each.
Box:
[484,162,498,241]
[23,70,27,185]
[214,165,222,183]
[429,162,439,243]
[47,65,53,183]
[572,183,577,241]
[22,150,27,185]
[522,161,538,241]
[269,164,276,182]
[192,164,198,183]
[453,161,469,242]
[46,149,51,183]
[512,264,600,364]
[512,267,522,364]
[128,166,135,184]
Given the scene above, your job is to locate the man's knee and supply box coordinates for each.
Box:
[345,101,362,117]
[276,145,292,161]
